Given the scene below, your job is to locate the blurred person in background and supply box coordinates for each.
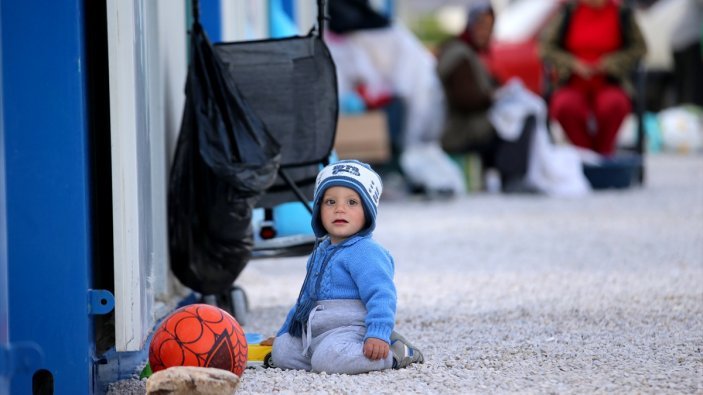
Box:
[436,0,591,196]
[539,0,647,156]
[436,0,538,193]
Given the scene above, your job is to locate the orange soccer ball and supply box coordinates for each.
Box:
[148,304,248,376]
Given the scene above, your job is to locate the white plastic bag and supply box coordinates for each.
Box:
[400,143,466,196]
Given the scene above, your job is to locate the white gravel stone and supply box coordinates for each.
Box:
[107,154,703,394]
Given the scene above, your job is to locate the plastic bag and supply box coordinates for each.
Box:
[168,22,281,295]
[659,106,703,153]
[400,142,466,196]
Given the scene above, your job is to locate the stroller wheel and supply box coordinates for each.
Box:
[229,286,249,326]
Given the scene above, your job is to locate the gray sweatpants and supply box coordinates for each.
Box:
[271,299,393,374]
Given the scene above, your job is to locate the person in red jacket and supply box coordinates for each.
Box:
[539,0,647,156]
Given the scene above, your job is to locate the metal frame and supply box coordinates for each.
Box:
[1,0,93,393]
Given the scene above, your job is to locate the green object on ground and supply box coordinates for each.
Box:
[450,153,483,192]
[139,362,152,379]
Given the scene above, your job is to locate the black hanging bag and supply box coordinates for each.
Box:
[167,7,281,295]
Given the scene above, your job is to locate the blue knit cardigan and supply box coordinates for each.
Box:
[276,233,397,344]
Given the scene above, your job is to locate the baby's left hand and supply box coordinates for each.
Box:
[363,338,389,360]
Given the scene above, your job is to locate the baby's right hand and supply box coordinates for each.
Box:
[260,336,275,346]
[363,338,389,360]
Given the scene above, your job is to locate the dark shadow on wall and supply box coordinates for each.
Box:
[83,0,115,356]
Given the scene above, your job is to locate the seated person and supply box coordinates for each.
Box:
[326,0,465,197]
[436,1,536,192]
[539,0,646,156]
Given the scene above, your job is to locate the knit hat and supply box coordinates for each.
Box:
[311,160,383,238]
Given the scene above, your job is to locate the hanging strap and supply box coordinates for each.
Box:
[192,0,201,25]
[316,0,326,39]
[194,0,325,38]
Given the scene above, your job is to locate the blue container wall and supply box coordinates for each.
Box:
[0,3,8,392]
[1,0,93,394]
[200,0,222,42]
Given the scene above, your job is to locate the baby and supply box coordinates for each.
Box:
[267,160,423,374]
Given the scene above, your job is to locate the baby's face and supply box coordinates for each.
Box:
[320,186,366,244]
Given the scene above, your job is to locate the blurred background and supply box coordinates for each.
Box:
[403,0,700,111]
[390,0,702,158]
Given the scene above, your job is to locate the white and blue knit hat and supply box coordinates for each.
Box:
[311,160,383,238]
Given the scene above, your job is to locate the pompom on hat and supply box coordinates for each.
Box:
[311,160,383,238]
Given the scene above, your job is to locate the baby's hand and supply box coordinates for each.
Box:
[363,338,389,360]
[260,336,275,346]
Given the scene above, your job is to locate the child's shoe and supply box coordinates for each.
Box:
[390,331,424,369]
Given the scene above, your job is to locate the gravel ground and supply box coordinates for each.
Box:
[108,153,703,394]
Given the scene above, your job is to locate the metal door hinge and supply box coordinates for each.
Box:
[88,289,115,315]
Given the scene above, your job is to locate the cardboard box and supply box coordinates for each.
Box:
[334,111,390,164]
